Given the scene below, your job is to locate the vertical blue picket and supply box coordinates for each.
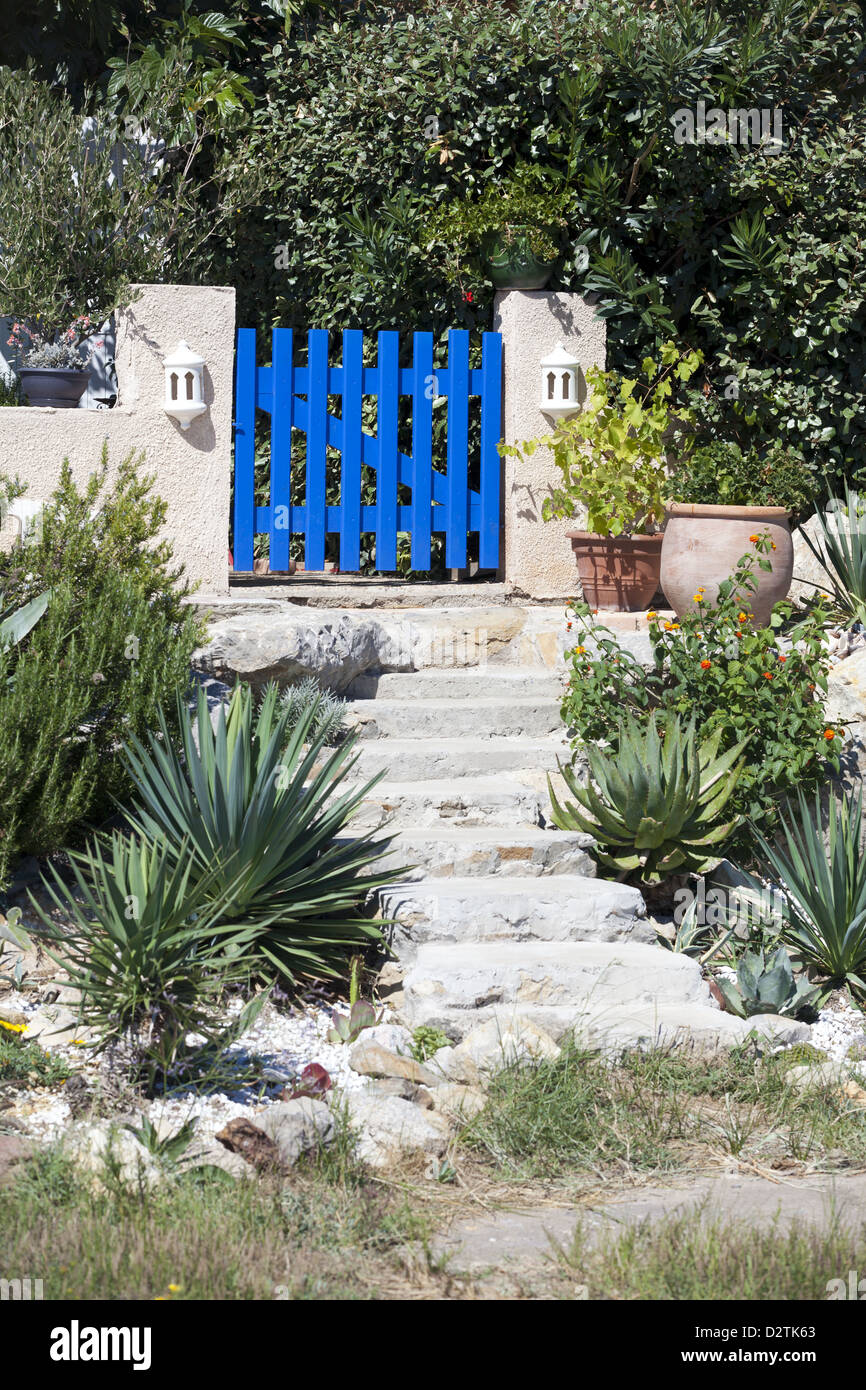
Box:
[269,328,293,572]
[479,332,503,570]
[411,332,434,570]
[305,330,329,571]
[340,330,363,571]
[376,331,399,572]
[233,327,256,572]
[445,330,469,569]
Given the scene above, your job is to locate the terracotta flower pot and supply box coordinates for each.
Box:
[566,531,663,612]
[660,502,793,627]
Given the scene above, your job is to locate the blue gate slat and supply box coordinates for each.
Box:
[269,328,293,572]
[479,332,503,570]
[411,332,434,571]
[305,330,329,570]
[340,330,363,571]
[376,331,399,571]
[233,327,257,571]
[234,326,502,578]
[445,329,469,570]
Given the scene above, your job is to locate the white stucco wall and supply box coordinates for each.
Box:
[494,290,607,601]
[0,283,235,596]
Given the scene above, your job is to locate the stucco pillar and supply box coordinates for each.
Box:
[493,290,606,601]
[0,283,235,596]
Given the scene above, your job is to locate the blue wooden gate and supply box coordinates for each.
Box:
[232,327,503,574]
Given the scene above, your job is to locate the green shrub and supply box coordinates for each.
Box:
[562,539,838,861]
[501,344,702,537]
[121,682,400,984]
[0,449,202,889]
[668,440,816,522]
[549,712,745,885]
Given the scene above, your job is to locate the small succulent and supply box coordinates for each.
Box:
[0,906,30,988]
[327,999,380,1045]
[714,946,822,1019]
[549,712,746,883]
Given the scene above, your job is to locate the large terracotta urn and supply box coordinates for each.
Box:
[566,531,663,612]
[660,503,793,627]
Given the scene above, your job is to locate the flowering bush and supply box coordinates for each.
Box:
[7,319,103,371]
[561,536,840,861]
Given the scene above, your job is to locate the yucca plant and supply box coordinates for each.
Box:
[714,945,822,1019]
[800,478,866,628]
[32,833,262,1086]
[747,787,866,996]
[120,682,398,983]
[549,713,747,883]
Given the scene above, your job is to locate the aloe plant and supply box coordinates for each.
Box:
[549,713,746,883]
[714,946,821,1019]
[120,682,399,983]
[0,589,49,651]
[800,479,866,627]
[747,787,866,996]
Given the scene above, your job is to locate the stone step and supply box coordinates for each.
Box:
[346,666,565,701]
[352,777,544,831]
[344,696,561,741]
[354,736,569,782]
[378,875,651,958]
[347,825,594,880]
[571,1003,810,1057]
[401,940,712,1039]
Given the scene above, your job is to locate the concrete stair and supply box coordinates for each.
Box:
[327,626,764,1053]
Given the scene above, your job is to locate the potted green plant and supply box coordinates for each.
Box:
[662,440,814,625]
[7,319,103,408]
[422,163,567,291]
[501,343,702,610]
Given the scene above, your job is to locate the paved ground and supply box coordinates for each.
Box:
[434,1172,866,1272]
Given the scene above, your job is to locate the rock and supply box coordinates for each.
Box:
[742,1015,812,1047]
[375,963,405,1008]
[456,1016,562,1075]
[65,1124,162,1189]
[0,1133,33,1187]
[425,1045,483,1088]
[0,1000,29,1027]
[183,1139,256,1181]
[427,1083,487,1120]
[366,1078,435,1107]
[787,1060,852,1091]
[344,1091,451,1169]
[348,1040,440,1087]
[215,1117,284,1173]
[356,1021,413,1055]
[24,1004,96,1048]
[254,1098,335,1166]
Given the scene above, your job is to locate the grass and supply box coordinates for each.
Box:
[461,1040,866,1179]
[555,1207,866,1300]
[0,1121,432,1300]
[0,1029,73,1089]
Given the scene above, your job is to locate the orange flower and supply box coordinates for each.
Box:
[646,610,657,620]
[824,729,835,740]
[574,645,586,655]
[771,541,777,550]
[738,612,749,623]
[693,593,703,603]
[664,622,680,631]
[778,654,786,662]
[749,534,760,544]
[763,671,773,680]
[700,659,712,669]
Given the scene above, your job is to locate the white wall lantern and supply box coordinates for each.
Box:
[163,340,207,429]
[539,343,581,418]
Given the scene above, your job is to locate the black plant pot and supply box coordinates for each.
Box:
[18,367,89,408]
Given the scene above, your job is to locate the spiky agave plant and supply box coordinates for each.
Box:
[120,682,399,983]
[548,712,747,883]
[800,478,866,628]
[747,787,866,996]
